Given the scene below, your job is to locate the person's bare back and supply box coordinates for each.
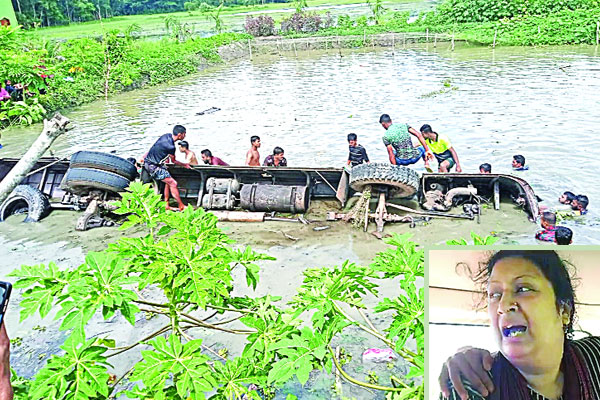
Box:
[184,150,199,166]
[246,136,261,166]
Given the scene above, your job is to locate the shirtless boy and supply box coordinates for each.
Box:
[178,141,199,165]
[246,135,261,166]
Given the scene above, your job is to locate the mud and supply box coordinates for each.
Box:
[0,205,419,399]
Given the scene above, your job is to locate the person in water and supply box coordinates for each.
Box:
[512,155,528,171]
[570,195,589,215]
[263,146,287,167]
[246,135,261,166]
[535,212,557,242]
[178,141,199,166]
[419,124,462,173]
[347,133,370,167]
[439,250,600,400]
[143,125,191,211]
[558,191,576,206]
[379,114,433,168]
[201,149,228,166]
[555,226,573,245]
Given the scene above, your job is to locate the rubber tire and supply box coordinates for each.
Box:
[69,151,137,181]
[0,185,51,222]
[62,167,131,194]
[349,162,420,198]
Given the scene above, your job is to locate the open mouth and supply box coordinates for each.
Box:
[502,325,527,338]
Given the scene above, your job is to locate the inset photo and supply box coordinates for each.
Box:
[428,248,600,400]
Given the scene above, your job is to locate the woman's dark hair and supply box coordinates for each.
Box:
[477,250,576,337]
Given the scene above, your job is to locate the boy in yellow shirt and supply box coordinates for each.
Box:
[419,124,462,173]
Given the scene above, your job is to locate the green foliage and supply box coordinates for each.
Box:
[0,98,46,126]
[430,0,600,24]
[446,231,499,245]
[29,335,111,400]
[367,0,386,24]
[128,335,217,399]
[0,29,249,128]
[10,183,424,399]
[13,0,293,28]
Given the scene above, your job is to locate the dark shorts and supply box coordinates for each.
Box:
[144,162,171,181]
[435,150,455,170]
[395,146,425,166]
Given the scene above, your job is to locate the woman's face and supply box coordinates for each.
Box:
[488,257,567,372]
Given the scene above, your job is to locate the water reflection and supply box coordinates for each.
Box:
[1,43,598,242]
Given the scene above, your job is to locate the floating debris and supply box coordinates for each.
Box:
[196,107,221,116]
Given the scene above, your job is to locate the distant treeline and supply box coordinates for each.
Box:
[11,0,291,27]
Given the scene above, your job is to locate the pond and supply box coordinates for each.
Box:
[2,42,599,243]
[1,40,599,398]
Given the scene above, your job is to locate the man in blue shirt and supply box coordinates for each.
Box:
[144,125,191,211]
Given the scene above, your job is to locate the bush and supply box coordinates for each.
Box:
[244,15,276,36]
[431,0,600,24]
[281,12,332,33]
[184,1,199,11]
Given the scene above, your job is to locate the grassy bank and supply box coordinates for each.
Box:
[276,0,600,46]
[0,28,250,129]
[285,10,600,46]
[31,0,423,40]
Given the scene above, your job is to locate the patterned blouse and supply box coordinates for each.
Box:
[441,336,600,400]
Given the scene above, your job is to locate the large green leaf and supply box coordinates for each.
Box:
[129,335,217,400]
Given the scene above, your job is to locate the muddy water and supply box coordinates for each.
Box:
[1,42,599,395]
[0,210,410,399]
[1,42,599,242]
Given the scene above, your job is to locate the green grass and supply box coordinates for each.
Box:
[32,0,423,40]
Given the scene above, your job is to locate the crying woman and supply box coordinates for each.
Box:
[439,250,600,400]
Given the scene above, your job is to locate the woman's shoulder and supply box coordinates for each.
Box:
[571,335,600,356]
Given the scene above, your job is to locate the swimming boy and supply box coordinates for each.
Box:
[144,125,191,211]
[178,141,199,165]
[246,136,261,166]
[512,154,528,171]
[571,194,589,215]
[201,149,229,166]
[419,124,462,173]
[535,211,557,242]
[559,191,576,205]
[264,147,287,167]
[555,226,573,245]
[379,114,433,168]
[479,163,491,174]
[347,133,370,167]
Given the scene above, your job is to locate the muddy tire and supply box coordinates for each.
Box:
[69,151,137,181]
[0,185,51,222]
[62,167,131,194]
[350,163,420,198]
